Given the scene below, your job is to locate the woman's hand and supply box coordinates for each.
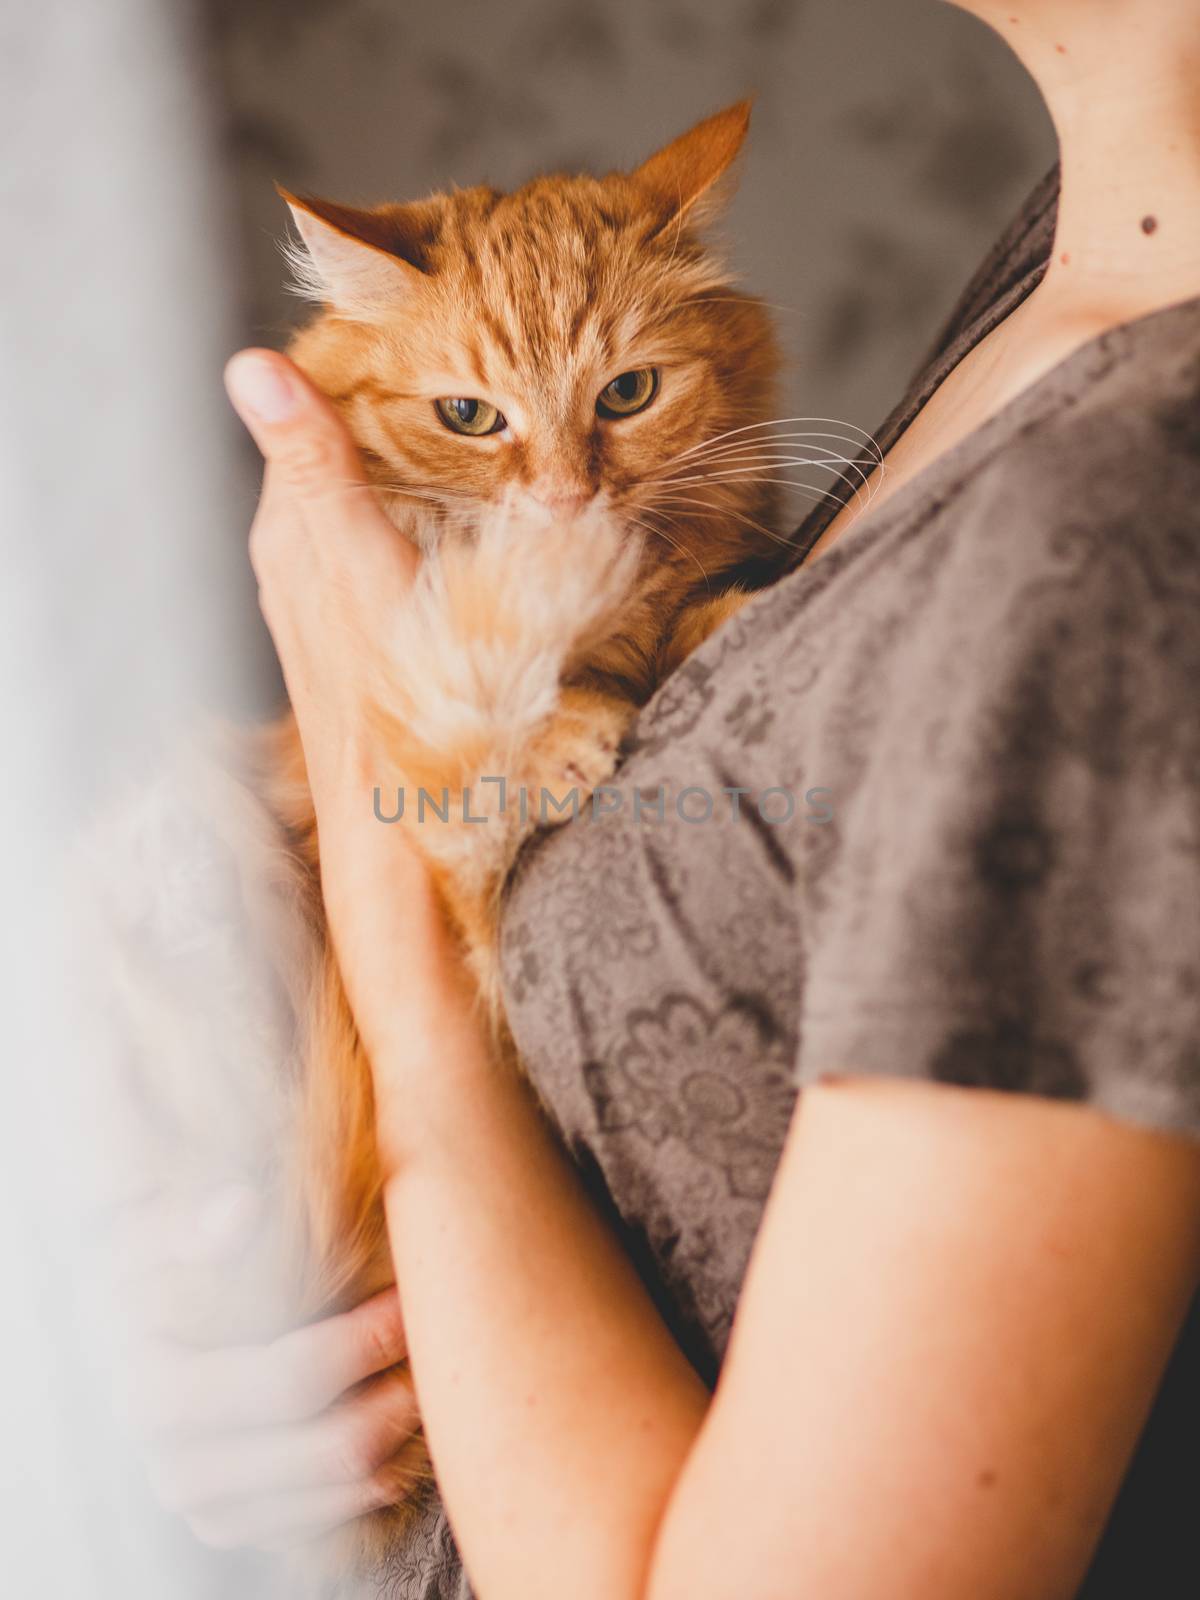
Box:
[223,351,463,1090]
[102,1184,420,1552]
[224,350,417,808]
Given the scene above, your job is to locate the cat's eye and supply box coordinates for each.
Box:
[435,397,506,436]
[596,368,659,420]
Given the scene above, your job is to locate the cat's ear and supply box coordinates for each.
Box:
[279,188,432,319]
[632,100,752,233]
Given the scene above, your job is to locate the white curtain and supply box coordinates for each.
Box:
[0,2,276,1594]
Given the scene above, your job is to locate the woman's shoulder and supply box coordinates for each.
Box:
[790,305,1200,1143]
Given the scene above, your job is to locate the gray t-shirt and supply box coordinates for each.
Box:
[380,172,1200,1599]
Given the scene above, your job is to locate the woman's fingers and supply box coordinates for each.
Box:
[225,349,366,505]
[128,1287,407,1438]
[147,1365,419,1513]
[222,347,419,778]
[223,349,418,586]
[182,1472,405,1554]
[252,1285,409,1421]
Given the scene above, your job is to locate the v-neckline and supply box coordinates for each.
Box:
[786,249,1200,584]
[782,166,1068,571]
[787,260,1055,573]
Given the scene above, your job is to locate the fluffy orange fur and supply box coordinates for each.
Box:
[252,101,783,1567]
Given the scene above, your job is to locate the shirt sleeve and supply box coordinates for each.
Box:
[794,421,1200,1141]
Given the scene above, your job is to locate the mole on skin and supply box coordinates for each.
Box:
[1141,215,1159,235]
[815,1070,848,1088]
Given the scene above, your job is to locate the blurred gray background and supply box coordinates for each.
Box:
[206,0,1056,439]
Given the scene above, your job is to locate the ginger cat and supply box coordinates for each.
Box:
[244,100,786,1570]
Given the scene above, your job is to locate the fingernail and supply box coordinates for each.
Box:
[226,352,298,423]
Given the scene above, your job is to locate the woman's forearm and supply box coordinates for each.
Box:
[376,989,709,1600]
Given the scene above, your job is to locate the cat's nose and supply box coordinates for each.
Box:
[528,480,595,516]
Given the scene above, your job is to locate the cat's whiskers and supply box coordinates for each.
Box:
[643,489,832,547]
[650,483,832,519]
[665,467,873,517]
[637,492,815,552]
[374,482,476,504]
[666,430,882,473]
[671,414,886,462]
[665,459,869,487]
[624,510,714,591]
[662,434,885,513]
[652,447,873,481]
[660,416,885,473]
[662,443,882,505]
[321,475,477,513]
[653,482,868,533]
[646,452,878,517]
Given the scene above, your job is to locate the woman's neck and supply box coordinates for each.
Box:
[982,4,1200,318]
[804,3,1200,565]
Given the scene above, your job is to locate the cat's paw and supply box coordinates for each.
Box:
[556,718,623,797]
[524,692,631,826]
